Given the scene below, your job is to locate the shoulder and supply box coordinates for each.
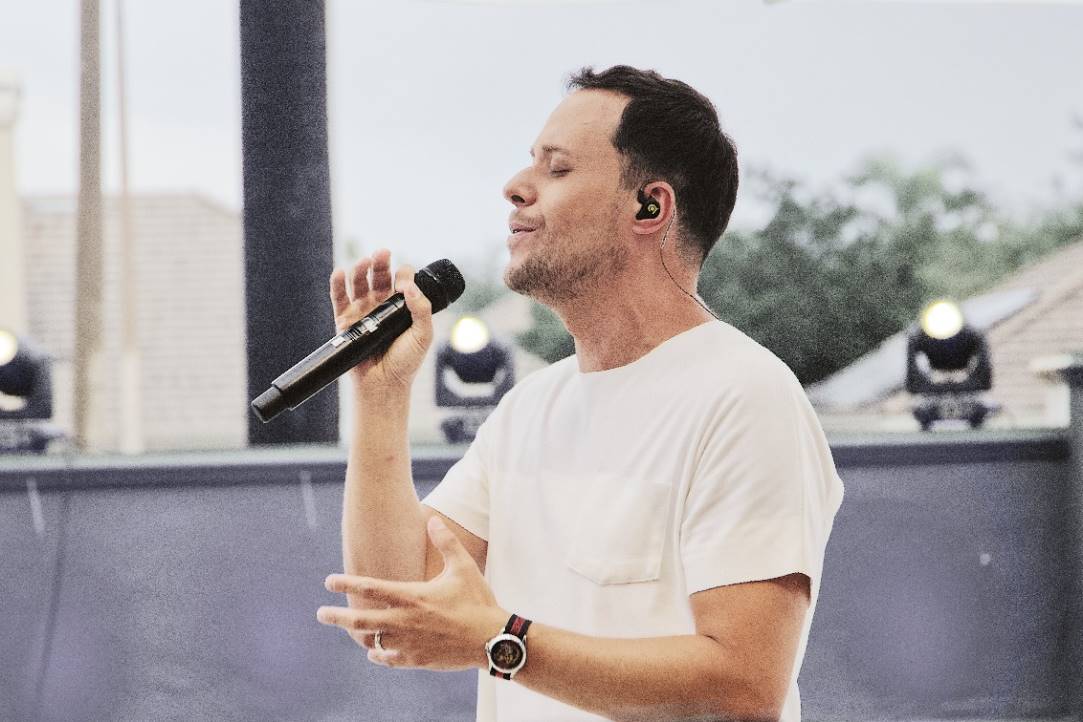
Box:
[685,325,843,500]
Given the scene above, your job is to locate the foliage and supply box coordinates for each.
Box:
[455,274,506,313]
[515,301,576,364]
[699,164,925,386]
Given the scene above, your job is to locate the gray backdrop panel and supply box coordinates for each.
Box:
[0,437,1076,721]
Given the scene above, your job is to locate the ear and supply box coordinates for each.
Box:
[631,181,676,236]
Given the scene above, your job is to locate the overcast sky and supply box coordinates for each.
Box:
[3,0,1081,279]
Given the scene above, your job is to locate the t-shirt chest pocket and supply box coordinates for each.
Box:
[563,473,674,585]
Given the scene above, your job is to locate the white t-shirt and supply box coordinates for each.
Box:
[422,319,845,722]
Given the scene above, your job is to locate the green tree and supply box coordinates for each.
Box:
[516,301,575,364]
[699,165,926,385]
[455,275,506,313]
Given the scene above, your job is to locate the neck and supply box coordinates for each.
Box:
[550,262,713,373]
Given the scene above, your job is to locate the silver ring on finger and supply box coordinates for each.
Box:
[374,630,384,652]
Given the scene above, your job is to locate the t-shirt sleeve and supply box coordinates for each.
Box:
[420,416,494,542]
[680,365,844,596]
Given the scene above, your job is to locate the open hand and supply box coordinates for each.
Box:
[317,516,507,671]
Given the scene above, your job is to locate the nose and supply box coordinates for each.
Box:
[503,167,536,208]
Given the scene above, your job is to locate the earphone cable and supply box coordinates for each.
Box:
[658,210,722,322]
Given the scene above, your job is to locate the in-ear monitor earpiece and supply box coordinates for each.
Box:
[636,188,661,220]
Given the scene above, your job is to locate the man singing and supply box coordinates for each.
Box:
[317,65,845,721]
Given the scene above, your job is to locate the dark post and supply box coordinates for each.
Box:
[1046,354,1083,716]
[240,0,337,445]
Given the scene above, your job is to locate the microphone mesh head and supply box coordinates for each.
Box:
[415,259,465,313]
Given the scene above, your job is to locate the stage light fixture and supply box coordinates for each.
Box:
[0,330,52,418]
[905,300,997,431]
[920,300,965,340]
[450,316,490,354]
[0,329,62,453]
[435,316,515,443]
[0,329,17,366]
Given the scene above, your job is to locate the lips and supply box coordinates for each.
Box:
[508,218,540,250]
[507,228,536,249]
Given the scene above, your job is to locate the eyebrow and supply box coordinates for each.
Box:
[529,144,573,158]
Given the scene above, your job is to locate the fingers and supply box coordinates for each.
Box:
[349,257,372,301]
[349,630,383,651]
[352,630,403,666]
[316,605,397,633]
[334,248,421,318]
[393,264,415,296]
[395,264,433,348]
[368,647,402,666]
[329,268,350,317]
[362,630,402,657]
[325,574,421,607]
[340,250,411,307]
[404,281,433,346]
[370,248,393,296]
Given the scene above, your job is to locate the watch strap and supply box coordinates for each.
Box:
[488,613,531,679]
[504,613,532,639]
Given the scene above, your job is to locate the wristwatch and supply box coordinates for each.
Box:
[485,613,532,679]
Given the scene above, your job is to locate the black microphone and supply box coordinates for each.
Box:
[250,259,465,423]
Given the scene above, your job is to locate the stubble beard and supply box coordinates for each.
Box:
[504,225,628,306]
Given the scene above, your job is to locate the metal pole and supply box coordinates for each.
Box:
[115,0,142,454]
[1058,361,1083,719]
[240,0,338,445]
[73,0,103,452]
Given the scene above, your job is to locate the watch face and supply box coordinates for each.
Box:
[490,638,524,671]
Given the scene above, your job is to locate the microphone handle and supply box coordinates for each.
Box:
[259,295,413,419]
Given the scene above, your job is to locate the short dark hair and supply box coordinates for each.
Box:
[566,65,739,267]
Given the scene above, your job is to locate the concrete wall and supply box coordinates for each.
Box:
[0,431,1078,722]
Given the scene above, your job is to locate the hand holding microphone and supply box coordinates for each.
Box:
[331,249,439,393]
[250,250,465,422]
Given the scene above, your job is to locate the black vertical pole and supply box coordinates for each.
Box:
[1040,357,1083,716]
[240,0,337,445]
[1058,360,1083,718]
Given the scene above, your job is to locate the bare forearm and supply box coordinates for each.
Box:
[340,386,428,589]
[510,621,778,721]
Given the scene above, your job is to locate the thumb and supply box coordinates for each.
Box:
[403,281,433,347]
[427,515,469,567]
